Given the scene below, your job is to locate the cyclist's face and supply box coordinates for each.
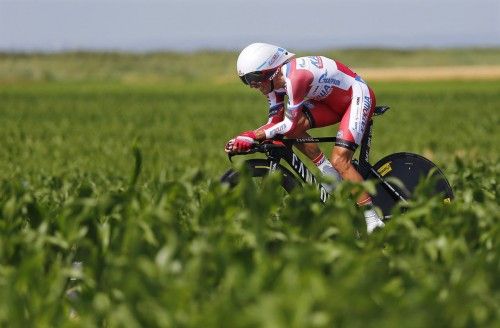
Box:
[249,70,285,95]
[272,71,285,89]
[250,80,272,95]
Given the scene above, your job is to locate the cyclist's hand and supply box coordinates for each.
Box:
[224,139,235,153]
[225,131,257,153]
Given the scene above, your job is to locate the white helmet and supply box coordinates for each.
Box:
[237,43,295,85]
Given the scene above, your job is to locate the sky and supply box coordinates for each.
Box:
[0,0,499,52]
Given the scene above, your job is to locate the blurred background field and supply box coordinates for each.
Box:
[0,49,499,326]
[2,48,500,84]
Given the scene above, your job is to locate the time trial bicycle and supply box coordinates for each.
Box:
[220,106,454,219]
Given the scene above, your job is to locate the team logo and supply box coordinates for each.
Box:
[256,48,285,70]
[363,96,371,112]
[309,56,323,69]
[319,71,341,86]
[267,48,285,66]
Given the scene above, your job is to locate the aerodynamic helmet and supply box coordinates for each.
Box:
[237,43,295,85]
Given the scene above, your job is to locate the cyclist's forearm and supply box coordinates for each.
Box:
[252,107,286,140]
[263,116,295,139]
[251,116,294,140]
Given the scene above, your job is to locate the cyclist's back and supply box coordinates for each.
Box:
[265,55,376,148]
[281,56,361,112]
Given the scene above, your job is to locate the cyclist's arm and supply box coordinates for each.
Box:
[255,107,299,139]
[254,64,313,140]
[249,89,287,140]
[250,105,282,137]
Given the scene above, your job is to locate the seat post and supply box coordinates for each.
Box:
[359,119,373,170]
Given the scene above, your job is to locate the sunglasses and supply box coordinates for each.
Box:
[239,69,276,85]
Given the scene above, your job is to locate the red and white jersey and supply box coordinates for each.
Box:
[285,56,360,109]
[261,56,375,145]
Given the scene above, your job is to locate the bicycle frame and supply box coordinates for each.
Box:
[262,120,376,203]
[228,106,407,204]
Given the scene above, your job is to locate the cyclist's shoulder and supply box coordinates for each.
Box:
[282,57,315,81]
[299,55,357,77]
[285,55,341,73]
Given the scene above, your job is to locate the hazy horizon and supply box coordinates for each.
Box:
[1,0,499,52]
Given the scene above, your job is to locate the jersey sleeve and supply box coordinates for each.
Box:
[283,59,314,110]
[266,89,286,121]
[260,88,295,139]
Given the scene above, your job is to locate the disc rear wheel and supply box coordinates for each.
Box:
[365,152,453,218]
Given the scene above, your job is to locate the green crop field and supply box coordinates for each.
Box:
[0,51,499,327]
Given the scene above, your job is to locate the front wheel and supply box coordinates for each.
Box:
[220,159,301,193]
[365,152,454,218]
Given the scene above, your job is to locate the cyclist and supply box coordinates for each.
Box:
[225,42,385,233]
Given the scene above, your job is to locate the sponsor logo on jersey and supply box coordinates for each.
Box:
[359,96,372,133]
[318,71,341,86]
[309,56,323,69]
[318,85,332,98]
[270,124,287,134]
[363,96,371,112]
